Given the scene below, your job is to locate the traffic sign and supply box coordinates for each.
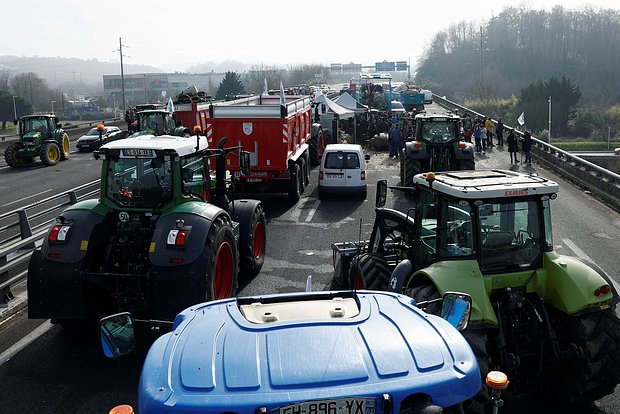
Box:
[375,60,395,72]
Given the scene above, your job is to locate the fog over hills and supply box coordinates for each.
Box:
[0,56,253,88]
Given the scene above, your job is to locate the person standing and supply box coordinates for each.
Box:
[496,118,504,146]
[522,130,533,164]
[485,117,495,147]
[474,124,482,153]
[507,129,519,163]
[389,123,403,158]
[480,123,488,153]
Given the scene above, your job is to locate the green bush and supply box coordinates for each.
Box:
[552,140,620,151]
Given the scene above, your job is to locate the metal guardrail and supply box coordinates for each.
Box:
[0,180,100,307]
[432,95,620,212]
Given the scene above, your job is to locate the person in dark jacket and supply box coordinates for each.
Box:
[496,118,504,146]
[389,123,403,158]
[507,129,519,163]
[522,130,532,164]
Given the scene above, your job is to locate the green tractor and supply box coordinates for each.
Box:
[28,128,266,324]
[331,170,620,409]
[399,113,475,186]
[4,114,71,167]
[131,108,190,137]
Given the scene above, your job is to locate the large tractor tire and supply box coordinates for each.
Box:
[309,131,323,166]
[40,141,61,166]
[401,156,422,187]
[348,253,391,290]
[59,133,70,161]
[548,308,620,404]
[204,216,238,300]
[288,163,302,202]
[409,284,490,414]
[238,203,266,279]
[457,158,475,170]
[4,143,27,168]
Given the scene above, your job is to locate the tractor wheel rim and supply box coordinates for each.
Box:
[214,241,234,299]
[253,221,265,260]
[49,147,59,161]
[353,273,365,290]
[63,138,69,153]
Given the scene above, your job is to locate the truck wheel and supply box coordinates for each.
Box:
[239,204,266,278]
[298,157,307,193]
[301,154,310,186]
[59,133,70,161]
[348,253,390,290]
[4,143,26,167]
[204,216,238,300]
[550,308,620,403]
[40,142,61,166]
[288,163,301,201]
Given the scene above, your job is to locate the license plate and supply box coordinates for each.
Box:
[327,174,343,178]
[276,397,375,414]
[122,148,154,157]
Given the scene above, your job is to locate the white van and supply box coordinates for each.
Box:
[318,144,369,200]
[421,89,433,103]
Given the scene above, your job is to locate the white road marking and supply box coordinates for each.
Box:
[2,189,53,207]
[305,200,320,222]
[290,197,308,222]
[0,321,53,366]
[562,238,593,263]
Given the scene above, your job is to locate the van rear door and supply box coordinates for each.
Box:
[322,151,347,189]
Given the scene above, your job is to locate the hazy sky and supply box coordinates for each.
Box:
[3,0,620,71]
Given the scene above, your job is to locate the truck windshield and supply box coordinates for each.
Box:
[106,156,173,208]
[477,200,543,273]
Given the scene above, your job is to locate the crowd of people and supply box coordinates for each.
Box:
[459,111,533,165]
[318,106,534,167]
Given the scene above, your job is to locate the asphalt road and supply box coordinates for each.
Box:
[0,136,619,413]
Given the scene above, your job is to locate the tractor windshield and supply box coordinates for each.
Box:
[106,155,173,208]
[138,112,174,134]
[22,117,49,135]
[419,120,458,143]
[477,199,544,273]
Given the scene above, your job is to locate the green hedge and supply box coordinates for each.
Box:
[551,141,620,151]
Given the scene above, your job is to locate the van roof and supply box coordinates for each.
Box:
[324,143,364,151]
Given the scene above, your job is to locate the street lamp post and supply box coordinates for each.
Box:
[51,100,56,114]
[12,96,17,123]
[548,96,552,143]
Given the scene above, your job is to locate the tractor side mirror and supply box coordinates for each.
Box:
[376,179,387,208]
[440,292,472,331]
[239,151,251,176]
[99,312,135,358]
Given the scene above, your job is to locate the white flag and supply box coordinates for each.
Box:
[263,78,269,95]
[279,81,286,105]
[517,111,525,126]
[167,97,175,113]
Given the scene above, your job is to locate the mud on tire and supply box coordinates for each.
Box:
[348,253,391,290]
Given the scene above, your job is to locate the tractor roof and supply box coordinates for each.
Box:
[101,134,208,157]
[414,113,459,121]
[413,169,559,199]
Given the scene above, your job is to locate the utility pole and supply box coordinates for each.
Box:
[548,95,552,143]
[118,37,127,112]
[12,95,17,122]
[479,26,483,89]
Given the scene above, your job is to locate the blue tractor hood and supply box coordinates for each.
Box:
[138,290,480,414]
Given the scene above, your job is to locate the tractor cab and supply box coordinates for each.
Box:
[19,115,59,138]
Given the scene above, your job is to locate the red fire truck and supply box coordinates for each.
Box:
[205,94,313,201]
